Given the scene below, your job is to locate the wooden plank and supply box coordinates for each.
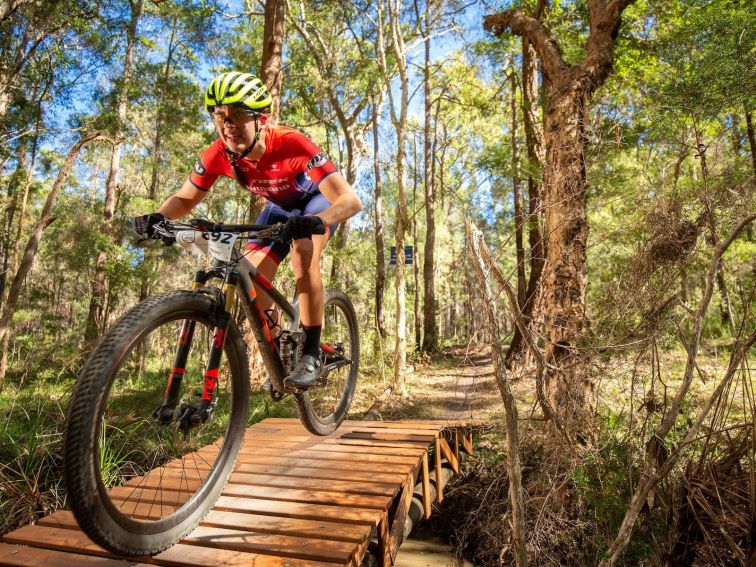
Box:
[154,543,343,567]
[154,461,408,484]
[233,446,422,466]
[325,438,430,450]
[438,436,460,474]
[180,525,358,564]
[453,431,461,464]
[201,511,370,543]
[461,431,474,454]
[434,438,443,504]
[421,453,431,520]
[108,483,391,511]
[195,451,416,475]
[126,469,397,497]
[378,511,390,567]
[341,431,437,444]
[341,427,438,438]
[0,543,148,566]
[2,525,117,559]
[341,420,445,431]
[245,438,427,457]
[212,496,382,526]
[387,477,414,563]
[37,510,370,546]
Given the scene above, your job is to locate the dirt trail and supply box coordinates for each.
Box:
[373,346,505,423]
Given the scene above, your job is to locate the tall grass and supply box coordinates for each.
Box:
[0,373,298,537]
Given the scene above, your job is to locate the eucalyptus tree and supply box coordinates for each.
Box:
[375,0,412,389]
[484,0,635,427]
[260,0,285,123]
[85,0,145,340]
[134,0,219,301]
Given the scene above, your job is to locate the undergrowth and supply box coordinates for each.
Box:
[0,375,297,537]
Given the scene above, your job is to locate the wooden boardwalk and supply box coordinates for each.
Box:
[1,418,480,566]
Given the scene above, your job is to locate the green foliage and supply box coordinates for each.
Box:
[573,412,667,564]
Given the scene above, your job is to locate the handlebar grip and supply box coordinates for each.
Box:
[189,218,221,232]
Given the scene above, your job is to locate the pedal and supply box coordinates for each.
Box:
[151,405,175,425]
[264,378,286,401]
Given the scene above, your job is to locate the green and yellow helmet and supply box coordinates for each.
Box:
[204,72,272,113]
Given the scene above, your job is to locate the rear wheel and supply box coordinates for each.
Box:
[64,291,249,557]
[295,288,359,435]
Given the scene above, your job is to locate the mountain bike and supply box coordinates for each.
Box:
[63,218,359,557]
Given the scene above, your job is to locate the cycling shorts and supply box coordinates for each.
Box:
[244,192,338,265]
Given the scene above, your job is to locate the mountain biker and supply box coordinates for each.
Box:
[134,71,362,388]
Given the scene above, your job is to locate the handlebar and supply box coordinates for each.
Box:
[148,218,286,243]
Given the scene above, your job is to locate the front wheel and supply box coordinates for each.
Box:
[295,288,359,435]
[64,291,250,557]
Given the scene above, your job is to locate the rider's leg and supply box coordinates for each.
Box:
[284,233,330,387]
[238,250,279,321]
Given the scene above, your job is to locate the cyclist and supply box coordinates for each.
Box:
[135,71,362,388]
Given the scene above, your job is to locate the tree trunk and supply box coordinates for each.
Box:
[377,0,410,390]
[412,135,422,351]
[393,125,409,389]
[260,0,286,123]
[420,0,438,354]
[511,71,526,310]
[537,87,592,419]
[372,95,387,341]
[745,106,756,181]
[484,0,634,426]
[505,35,545,366]
[0,132,103,349]
[86,0,142,340]
[0,137,27,308]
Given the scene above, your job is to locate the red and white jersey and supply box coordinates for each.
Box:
[188,126,338,209]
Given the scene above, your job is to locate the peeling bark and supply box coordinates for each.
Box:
[260,0,286,123]
[484,0,634,425]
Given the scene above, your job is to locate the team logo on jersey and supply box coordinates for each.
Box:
[193,160,206,176]
[305,152,328,172]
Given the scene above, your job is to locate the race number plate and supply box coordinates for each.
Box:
[175,231,238,262]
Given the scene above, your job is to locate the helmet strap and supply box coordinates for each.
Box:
[225,116,262,161]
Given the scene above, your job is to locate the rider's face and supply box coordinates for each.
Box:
[212,106,262,153]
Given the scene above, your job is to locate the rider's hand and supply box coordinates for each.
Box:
[134,212,166,239]
[281,215,327,241]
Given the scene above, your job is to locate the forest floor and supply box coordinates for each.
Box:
[352,344,506,423]
[351,341,738,424]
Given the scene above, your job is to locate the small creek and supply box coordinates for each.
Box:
[394,529,473,567]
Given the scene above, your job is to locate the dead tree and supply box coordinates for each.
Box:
[467,219,528,567]
[599,212,755,566]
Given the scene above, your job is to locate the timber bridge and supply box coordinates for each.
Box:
[1,418,483,566]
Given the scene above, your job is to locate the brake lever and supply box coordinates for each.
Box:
[189,218,219,232]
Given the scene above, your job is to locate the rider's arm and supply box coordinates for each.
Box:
[157,179,207,219]
[316,172,363,225]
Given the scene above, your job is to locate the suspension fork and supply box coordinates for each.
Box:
[196,269,239,420]
[154,272,206,423]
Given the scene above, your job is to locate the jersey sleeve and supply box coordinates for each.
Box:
[286,131,338,185]
[188,140,225,191]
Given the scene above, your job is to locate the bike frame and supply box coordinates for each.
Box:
[160,249,299,419]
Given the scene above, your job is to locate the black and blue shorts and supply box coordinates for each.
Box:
[244,192,338,265]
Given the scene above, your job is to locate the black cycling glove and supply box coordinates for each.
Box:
[134,212,166,238]
[281,215,327,241]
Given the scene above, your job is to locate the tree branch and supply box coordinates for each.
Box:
[581,0,635,85]
[483,9,568,81]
